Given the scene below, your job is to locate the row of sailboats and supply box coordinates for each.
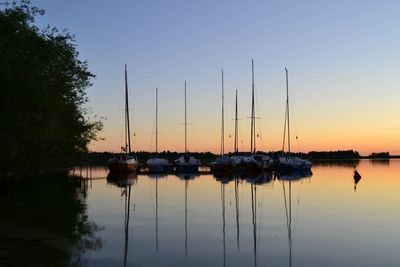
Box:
[212,60,311,175]
[107,66,200,174]
[108,61,311,176]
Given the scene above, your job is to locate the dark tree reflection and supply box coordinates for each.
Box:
[0,174,103,266]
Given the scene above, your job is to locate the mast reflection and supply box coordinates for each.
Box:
[107,172,137,267]
[251,182,257,267]
[176,173,199,257]
[149,173,167,252]
[282,180,292,267]
[221,180,226,267]
[234,177,240,251]
[280,172,311,267]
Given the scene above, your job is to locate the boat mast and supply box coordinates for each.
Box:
[250,59,256,154]
[285,68,291,154]
[221,68,225,156]
[156,87,158,154]
[234,90,239,153]
[125,64,132,154]
[184,81,188,154]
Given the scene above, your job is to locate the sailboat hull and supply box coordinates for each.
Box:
[147,158,174,173]
[148,164,174,173]
[108,160,138,173]
[175,155,200,173]
[175,164,199,173]
[276,157,312,174]
[210,163,232,173]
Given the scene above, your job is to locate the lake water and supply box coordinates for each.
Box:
[2,159,399,266]
[68,159,400,267]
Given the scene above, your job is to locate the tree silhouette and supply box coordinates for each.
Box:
[0,1,102,177]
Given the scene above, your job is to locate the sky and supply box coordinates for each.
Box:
[30,0,400,155]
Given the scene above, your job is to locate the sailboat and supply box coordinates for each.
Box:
[242,59,272,172]
[277,68,312,174]
[108,65,139,173]
[211,69,232,173]
[175,81,200,173]
[146,88,173,173]
[230,90,247,172]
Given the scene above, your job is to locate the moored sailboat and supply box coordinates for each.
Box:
[230,90,247,172]
[175,81,200,173]
[277,68,312,174]
[146,88,173,173]
[211,69,233,173]
[108,65,138,173]
[241,59,272,172]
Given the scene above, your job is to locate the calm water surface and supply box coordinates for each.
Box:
[76,160,400,267]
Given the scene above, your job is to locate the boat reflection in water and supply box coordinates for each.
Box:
[276,171,312,181]
[213,172,273,267]
[213,174,231,267]
[148,173,168,251]
[176,173,200,257]
[106,172,137,267]
[214,173,242,255]
[107,172,138,188]
[280,171,311,267]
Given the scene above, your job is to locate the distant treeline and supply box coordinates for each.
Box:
[308,150,361,160]
[85,149,382,165]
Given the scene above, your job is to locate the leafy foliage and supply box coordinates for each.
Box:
[0,1,102,177]
[0,174,103,266]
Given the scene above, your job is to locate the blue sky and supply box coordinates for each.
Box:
[30,0,400,154]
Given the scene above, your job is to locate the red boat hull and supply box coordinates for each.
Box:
[108,162,138,173]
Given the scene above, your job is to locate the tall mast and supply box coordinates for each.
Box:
[234,90,239,153]
[155,87,158,154]
[125,64,132,154]
[285,68,291,154]
[250,59,256,154]
[184,81,187,154]
[221,68,225,155]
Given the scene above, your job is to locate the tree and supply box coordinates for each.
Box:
[0,1,102,177]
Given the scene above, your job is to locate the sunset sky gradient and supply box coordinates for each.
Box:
[32,0,400,155]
